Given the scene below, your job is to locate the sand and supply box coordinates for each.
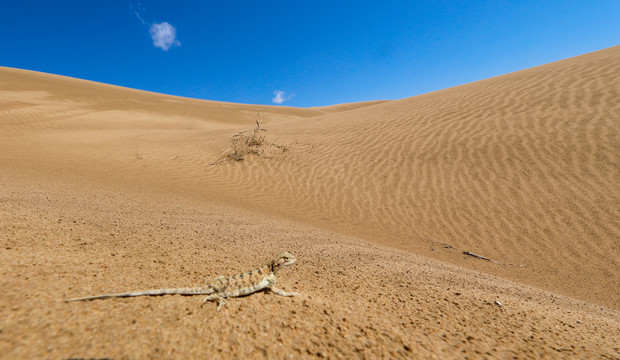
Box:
[0,46,619,358]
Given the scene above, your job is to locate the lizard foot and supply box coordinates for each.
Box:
[271,287,300,297]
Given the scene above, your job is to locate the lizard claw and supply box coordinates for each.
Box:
[216,298,228,312]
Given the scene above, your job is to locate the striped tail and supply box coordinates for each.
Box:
[65,286,215,302]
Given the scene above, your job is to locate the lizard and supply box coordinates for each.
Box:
[65,251,300,311]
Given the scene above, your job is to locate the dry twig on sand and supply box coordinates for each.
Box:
[424,238,516,266]
[461,251,504,265]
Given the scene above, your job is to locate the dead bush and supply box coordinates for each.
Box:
[210,117,290,165]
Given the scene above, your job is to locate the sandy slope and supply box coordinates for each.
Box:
[1,46,619,358]
[1,173,618,359]
[203,45,620,309]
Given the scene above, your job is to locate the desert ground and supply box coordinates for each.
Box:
[0,45,618,358]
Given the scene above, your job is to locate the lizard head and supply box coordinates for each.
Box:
[274,251,297,269]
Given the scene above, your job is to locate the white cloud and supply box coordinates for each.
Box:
[272,90,293,104]
[150,22,181,51]
[134,11,147,25]
[130,1,148,25]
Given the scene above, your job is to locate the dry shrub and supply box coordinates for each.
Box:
[210,118,289,165]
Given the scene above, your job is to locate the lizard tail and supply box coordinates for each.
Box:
[65,287,215,302]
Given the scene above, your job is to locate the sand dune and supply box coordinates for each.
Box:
[1,46,619,358]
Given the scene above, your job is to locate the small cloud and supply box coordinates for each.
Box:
[150,22,181,51]
[272,90,293,104]
[134,10,147,25]
[130,1,148,25]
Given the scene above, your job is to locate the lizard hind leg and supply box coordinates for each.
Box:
[216,297,229,312]
[203,294,228,312]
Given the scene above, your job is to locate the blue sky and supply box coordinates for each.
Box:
[1,1,619,107]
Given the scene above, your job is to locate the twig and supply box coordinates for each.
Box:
[461,251,505,265]
[423,238,515,266]
[135,144,143,160]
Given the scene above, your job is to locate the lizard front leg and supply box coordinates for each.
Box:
[268,278,300,297]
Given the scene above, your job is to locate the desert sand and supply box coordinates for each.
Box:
[1,45,618,358]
